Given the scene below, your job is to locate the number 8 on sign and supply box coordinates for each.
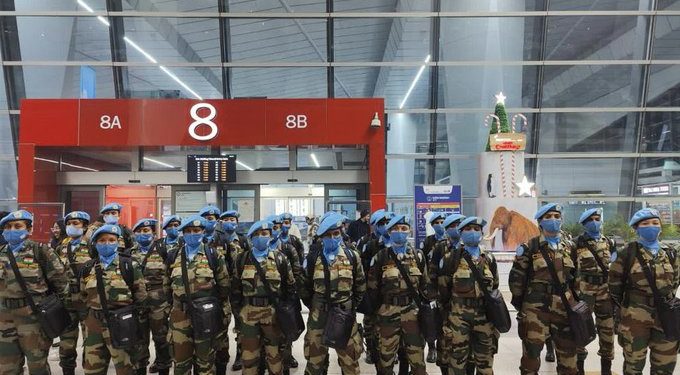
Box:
[189,103,218,141]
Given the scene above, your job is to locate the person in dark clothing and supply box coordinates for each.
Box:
[50,218,67,249]
[347,209,371,243]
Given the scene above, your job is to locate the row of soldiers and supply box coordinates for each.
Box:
[0,202,678,375]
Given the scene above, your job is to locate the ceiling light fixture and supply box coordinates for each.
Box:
[399,54,431,109]
[310,153,320,168]
[236,160,254,171]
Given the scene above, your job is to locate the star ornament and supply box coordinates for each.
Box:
[516,176,535,197]
[495,92,507,105]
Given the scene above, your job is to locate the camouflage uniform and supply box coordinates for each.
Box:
[0,240,69,374]
[368,245,430,375]
[609,242,679,374]
[301,246,365,375]
[164,244,230,375]
[358,233,385,365]
[231,249,296,375]
[573,234,615,363]
[428,240,454,369]
[129,241,172,373]
[509,235,579,374]
[55,237,92,373]
[438,247,499,374]
[277,239,303,369]
[78,256,148,375]
[204,236,233,373]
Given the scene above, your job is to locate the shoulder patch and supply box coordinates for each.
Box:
[610,251,617,263]
[515,245,524,257]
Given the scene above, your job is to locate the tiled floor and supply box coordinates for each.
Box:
[45,311,636,374]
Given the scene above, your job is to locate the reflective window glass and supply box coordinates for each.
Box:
[121,18,220,63]
[387,158,427,197]
[548,0,652,10]
[536,158,635,196]
[122,0,218,12]
[227,0,325,12]
[442,0,545,11]
[0,72,7,110]
[9,17,112,61]
[542,65,644,107]
[335,67,430,109]
[658,0,680,9]
[654,17,680,60]
[17,66,115,100]
[221,147,290,171]
[127,66,222,100]
[297,146,367,170]
[37,147,131,172]
[334,0,432,12]
[231,68,326,98]
[387,113,431,154]
[335,18,431,62]
[433,158,479,196]
[440,17,543,61]
[646,65,680,107]
[438,66,538,108]
[0,114,16,209]
[638,157,680,196]
[229,19,326,62]
[543,200,638,237]
[141,146,211,171]
[642,112,680,152]
[437,112,535,154]
[538,112,639,152]
[15,0,106,11]
[545,16,649,61]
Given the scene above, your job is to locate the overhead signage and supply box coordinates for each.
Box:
[187,154,236,183]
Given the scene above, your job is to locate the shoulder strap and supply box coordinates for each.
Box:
[118,254,135,289]
[180,249,193,303]
[32,244,56,294]
[634,250,664,305]
[343,246,358,282]
[252,253,279,304]
[582,236,609,277]
[306,245,321,279]
[165,247,179,267]
[5,248,39,314]
[205,245,219,275]
[94,261,111,321]
[140,246,153,272]
[321,254,332,303]
[462,252,493,298]
[621,242,638,301]
[390,250,422,304]
[537,245,572,308]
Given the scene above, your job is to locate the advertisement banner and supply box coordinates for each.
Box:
[414,185,462,249]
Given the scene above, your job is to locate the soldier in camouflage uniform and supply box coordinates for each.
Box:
[609,208,679,375]
[420,211,447,364]
[509,203,579,375]
[280,212,305,266]
[572,208,615,375]
[164,215,230,375]
[0,210,70,375]
[367,214,430,375]
[129,219,171,375]
[55,211,93,375]
[231,220,297,375]
[301,212,365,375]
[438,217,499,375]
[78,224,148,375]
[83,203,134,250]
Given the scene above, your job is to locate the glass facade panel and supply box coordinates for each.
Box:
[548,0,652,11]
[227,0,325,12]
[441,0,546,12]
[439,66,538,108]
[437,113,535,154]
[141,146,211,171]
[297,146,367,170]
[637,157,680,196]
[221,147,290,171]
[387,113,431,154]
[335,67,431,109]
[646,65,680,107]
[122,0,218,12]
[536,158,635,196]
[18,66,115,100]
[652,17,680,60]
[127,66,222,99]
[229,19,326,62]
[15,0,107,11]
[334,0,432,12]
[538,112,639,152]
[642,112,680,152]
[658,0,680,9]
[335,18,431,62]
[37,147,131,172]
[231,68,326,98]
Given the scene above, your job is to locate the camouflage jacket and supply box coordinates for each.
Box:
[164,244,230,305]
[438,248,499,306]
[367,245,431,307]
[55,237,92,300]
[301,245,366,309]
[130,241,168,291]
[277,240,303,291]
[609,241,679,308]
[0,240,69,299]
[78,256,147,311]
[573,234,613,288]
[231,249,296,312]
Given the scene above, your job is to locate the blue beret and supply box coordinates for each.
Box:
[579,208,603,224]
[132,218,158,232]
[198,205,221,217]
[534,203,562,220]
[629,208,661,227]
[100,202,122,214]
[443,214,466,229]
[0,210,33,227]
[369,209,386,225]
[317,213,345,237]
[219,210,239,220]
[179,215,207,231]
[319,211,335,224]
[280,213,294,221]
[266,214,283,224]
[427,212,447,225]
[64,211,90,224]
[91,224,121,242]
[247,220,272,238]
[162,215,181,229]
[456,216,487,231]
[385,214,410,231]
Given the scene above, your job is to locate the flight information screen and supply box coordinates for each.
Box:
[187,154,237,183]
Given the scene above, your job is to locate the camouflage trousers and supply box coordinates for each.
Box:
[0,305,52,375]
[517,304,577,375]
[576,291,614,361]
[168,305,216,375]
[376,304,426,375]
[214,303,232,367]
[363,313,379,362]
[239,305,283,375]
[82,310,134,375]
[618,304,678,375]
[304,306,362,375]
[132,292,171,371]
[442,303,498,375]
[59,308,87,370]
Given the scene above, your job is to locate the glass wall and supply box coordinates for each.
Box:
[2,0,679,221]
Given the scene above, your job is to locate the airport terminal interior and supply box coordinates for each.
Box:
[1,0,680,374]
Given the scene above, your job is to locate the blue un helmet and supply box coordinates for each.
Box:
[628,208,661,228]
[64,211,90,225]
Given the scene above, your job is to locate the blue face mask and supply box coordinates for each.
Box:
[3,229,28,252]
[540,219,562,234]
[222,222,236,233]
[183,233,203,248]
[271,229,281,240]
[461,230,482,248]
[204,220,217,234]
[637,226,661,254]
[433,224,445,237]
[282,224,291,235]
[390,231,409,247]
[583,220,602,239]
[135,233,154,248]
[446,228,460,244]
[165,227,179,240]
[376,224,387,237]
[322,235,342,262]
[96,242,118,267]
[252,236,270,254]
[103,215,118,225]
[66,225,84,238]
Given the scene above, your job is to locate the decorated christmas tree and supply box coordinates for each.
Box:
[485,92,511,151]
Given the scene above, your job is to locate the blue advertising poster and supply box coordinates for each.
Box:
[414,185,462,249]
[80,66,96,99]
